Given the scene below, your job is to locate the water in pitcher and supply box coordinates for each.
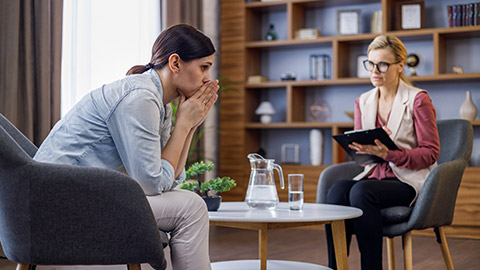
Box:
[245,185,278,210]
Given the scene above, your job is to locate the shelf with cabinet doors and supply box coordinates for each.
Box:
[220,0,480,238]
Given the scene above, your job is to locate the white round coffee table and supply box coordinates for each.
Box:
[209,202,362,270]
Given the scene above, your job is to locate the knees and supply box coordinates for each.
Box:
[181,190,209,215]
[326,179,355,205]
[349,181,378,207]
[326,180,379,207]
[153,189,208,221]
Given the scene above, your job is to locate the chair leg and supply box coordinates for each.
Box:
[435,227,454,270]
[387,237,396,270]
[402,232,413,270]
[16,264,30,270]
[127,264,141,270]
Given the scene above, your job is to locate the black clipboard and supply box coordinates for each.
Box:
[333,127,399,166]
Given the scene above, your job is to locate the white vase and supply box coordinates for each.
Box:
[460,91,478,121]
[309,129,323,166]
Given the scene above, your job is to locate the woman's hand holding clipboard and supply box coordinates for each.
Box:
[333,126,398,166]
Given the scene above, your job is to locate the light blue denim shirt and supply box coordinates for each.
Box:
[34,69,185,195]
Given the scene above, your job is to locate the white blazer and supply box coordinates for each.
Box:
[353,80,437,202]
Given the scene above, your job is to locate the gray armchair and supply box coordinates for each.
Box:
[0,113,167,270]
[317,119,473,270]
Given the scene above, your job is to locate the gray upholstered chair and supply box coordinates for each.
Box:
[317,119,473,270]
[0,113,167,270]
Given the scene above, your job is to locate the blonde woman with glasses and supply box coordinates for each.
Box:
[325,35,440,270]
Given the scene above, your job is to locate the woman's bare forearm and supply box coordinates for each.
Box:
[175,127,196,177]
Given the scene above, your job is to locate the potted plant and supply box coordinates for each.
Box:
[179,161,236,211]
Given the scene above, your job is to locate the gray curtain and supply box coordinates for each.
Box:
[163,0,203,29]
[0,0,63,146]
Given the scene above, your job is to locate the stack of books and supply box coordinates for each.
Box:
[371,10,383,33]
[447,3,480,27]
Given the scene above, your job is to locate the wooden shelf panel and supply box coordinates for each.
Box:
[245,73,480,88]
[436,25,480,38]
[245,26,480,47]
[409,73,480,82]
[246,78,370,88]
[280,164,329,169]
[245,122,354,129]
[245,119,480,129]
[246,0,379,9]
[245,1,287,12]
[246,38,332,48]
[290,0,379,8]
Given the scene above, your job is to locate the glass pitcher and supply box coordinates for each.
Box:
[245,153,285,210]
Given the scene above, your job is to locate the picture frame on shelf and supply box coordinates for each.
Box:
[395,1,425,30]
[281,144,300,164]
[337,9,361,35]
[357,55,370,78]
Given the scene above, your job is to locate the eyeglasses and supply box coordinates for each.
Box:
[363,60,400,73]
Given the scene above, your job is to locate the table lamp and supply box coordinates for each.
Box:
[255,101,275,123]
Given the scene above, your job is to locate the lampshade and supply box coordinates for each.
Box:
[255,101,275,115]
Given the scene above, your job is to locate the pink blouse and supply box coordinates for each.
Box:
[354,91,440,180]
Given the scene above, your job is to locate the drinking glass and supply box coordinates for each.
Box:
[288,174,304,210]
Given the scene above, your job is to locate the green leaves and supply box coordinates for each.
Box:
[179,161,236,196]
[201,177,236,194]
[185,161,214,179]
[178,181,198,192]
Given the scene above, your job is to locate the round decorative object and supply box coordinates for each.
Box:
[203,196,222,211]
[460,91,478,121]
[406,54,419,67]
[280,72,297,81]
[309,99,331,122]
[406,53,421,76]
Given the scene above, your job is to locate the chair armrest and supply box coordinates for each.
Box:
[408,159,467,231]
[25,161,165,267]
[316,161,363,203]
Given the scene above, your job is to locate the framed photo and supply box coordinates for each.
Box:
[357,55,369,78]
[395,1,425,30]
[337,9,361,35]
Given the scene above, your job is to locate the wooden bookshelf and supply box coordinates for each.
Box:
[220,0,480,239]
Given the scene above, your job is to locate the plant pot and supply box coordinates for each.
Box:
[202,196,222,211]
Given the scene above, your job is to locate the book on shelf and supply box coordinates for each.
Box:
[333,127,399,166]
[476,3,480,25]
[447,2,480,27]
[448,5,453,27]
[370,10,383,33]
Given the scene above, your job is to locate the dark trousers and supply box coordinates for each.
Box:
[325,178,416,270]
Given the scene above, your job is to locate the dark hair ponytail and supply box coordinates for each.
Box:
[127,24,216,75]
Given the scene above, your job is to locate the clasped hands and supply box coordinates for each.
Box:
[348,126,392,160]
[176,80,219,130]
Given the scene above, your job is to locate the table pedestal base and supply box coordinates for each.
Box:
[211,260,331,270]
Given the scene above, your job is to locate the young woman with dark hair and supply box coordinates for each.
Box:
[34,24,217,270]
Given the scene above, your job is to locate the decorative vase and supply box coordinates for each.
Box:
[203,196,222,211]
[265,24,277,41]
[309,129,323,166]
[460,91,478,121]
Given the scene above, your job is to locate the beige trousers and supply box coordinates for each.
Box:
[147,189,211,270]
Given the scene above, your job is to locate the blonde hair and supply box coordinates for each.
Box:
[367,35,412,86]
